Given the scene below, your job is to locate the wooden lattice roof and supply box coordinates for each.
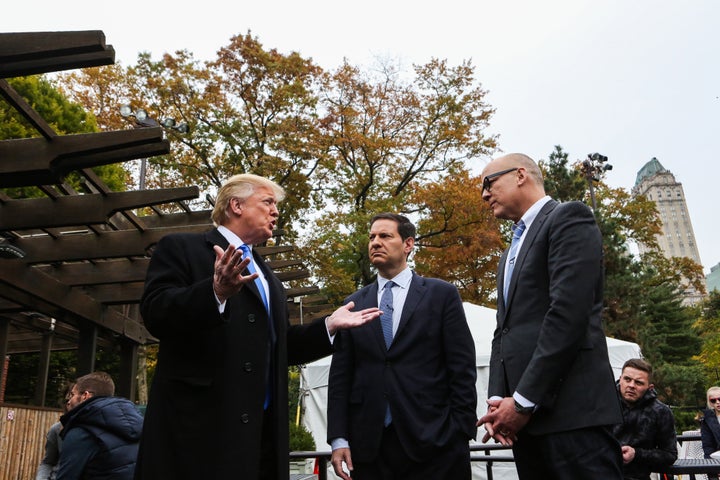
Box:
[0,31,330,361]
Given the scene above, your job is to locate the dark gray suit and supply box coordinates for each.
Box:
[327,273,477,471]
[489,199,623,478]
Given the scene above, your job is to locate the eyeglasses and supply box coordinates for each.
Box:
[482,167,518,192]
[710,398,720,404]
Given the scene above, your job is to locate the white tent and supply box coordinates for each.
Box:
[300,302,642,480]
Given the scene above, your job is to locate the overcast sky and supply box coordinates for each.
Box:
[4,0,719,273]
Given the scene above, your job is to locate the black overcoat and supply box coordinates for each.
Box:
[134,228,332,480]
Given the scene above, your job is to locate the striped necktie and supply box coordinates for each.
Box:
[503,220,526,304]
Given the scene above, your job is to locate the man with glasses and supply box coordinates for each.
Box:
[55,372,143,480]
[612,358,677,480]
[477,153,623,479]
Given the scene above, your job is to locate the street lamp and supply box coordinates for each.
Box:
[581,152,613,211]
[119,104,189,189]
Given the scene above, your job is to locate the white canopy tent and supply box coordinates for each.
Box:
[300,302,642,479]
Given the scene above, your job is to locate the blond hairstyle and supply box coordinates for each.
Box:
[210,174,286,226]
[707,386,720,409]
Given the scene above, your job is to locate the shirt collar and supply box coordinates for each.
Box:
[519,195,552,230]
[217,225,248,250]
[378,266,412,290]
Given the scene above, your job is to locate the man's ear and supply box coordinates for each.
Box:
[516,167,527,185]
[404,236,415,256]
[230,197,243,215]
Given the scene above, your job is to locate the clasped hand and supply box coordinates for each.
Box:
[477,397,530,447]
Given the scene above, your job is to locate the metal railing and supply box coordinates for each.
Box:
[291,443,514,480]
[292,434,709,480]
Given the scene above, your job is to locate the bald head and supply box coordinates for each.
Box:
[494,153,544,185]
[481,153,546,222]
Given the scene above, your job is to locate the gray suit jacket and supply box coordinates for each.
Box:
[488,199,622,435]
[327,273,477,462]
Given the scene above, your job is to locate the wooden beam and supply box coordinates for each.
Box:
[35,259,150,286]
[0,79,57,139]
[0,187,200,229]
[77,324,97,376]
[117,340,138,400]
[80,283,145,305]
[0,129,170,188]
[0,31,115,77]
[13,225,209,263]
[0,260,152,343]
[33,332,53,406]
[13,227,298,264]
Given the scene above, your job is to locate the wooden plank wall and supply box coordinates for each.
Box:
[0,405,60,480]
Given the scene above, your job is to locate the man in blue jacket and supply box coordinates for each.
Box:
[56,372,144,480]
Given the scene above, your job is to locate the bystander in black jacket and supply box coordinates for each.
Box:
[612,382,678,480]
[56,396,143,480]
[701,408,720,457]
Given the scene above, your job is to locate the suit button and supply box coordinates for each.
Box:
[244,362,253,372]
[241,414,249,423]
[502,328,509,334]
[248,314,256,323]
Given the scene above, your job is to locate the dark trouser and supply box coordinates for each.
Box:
[351,424,471,480]
[259,410,276,480]
[512,425,623,480]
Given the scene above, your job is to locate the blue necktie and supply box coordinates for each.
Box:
[379,281,395,426]
[503,220,526,304]
[380,281,396,349]
[238,244,269,314]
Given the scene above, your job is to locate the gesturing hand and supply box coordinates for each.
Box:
[325,301,382,335]
[213,244,258,303]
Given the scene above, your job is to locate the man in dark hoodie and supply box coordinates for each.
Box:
[612,358,677,480]
[56,372,144,480]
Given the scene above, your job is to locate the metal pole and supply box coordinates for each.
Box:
[139,158,147,190]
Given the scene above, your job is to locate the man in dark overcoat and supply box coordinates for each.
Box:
[134,174,380,480]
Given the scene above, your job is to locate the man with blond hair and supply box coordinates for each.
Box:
[135,174,381,480]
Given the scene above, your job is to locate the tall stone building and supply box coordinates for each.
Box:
[632,157,704,304]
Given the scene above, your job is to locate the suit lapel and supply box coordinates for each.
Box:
[394,273,424,341]
[503,200,558,316]
[356,282,386,351]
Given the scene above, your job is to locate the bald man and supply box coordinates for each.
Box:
[477,153,623,479]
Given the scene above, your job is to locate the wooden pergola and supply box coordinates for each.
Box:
[0,31,330,404]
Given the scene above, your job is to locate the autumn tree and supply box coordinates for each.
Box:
[58,33,326,238]
[302,58,497,302]
[694,290,720,385]
[1,75,128,198]
[56,35,502,305]
[539,146,706,423]
[411,171,503,306]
